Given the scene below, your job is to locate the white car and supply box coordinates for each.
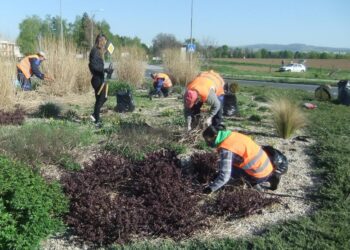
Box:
[279,63,306,72]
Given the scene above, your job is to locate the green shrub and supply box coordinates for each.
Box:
[254,95,269,102]
[0,121,94,166]
[37,102,61,118]
[257,106,269,112]
[0,156,68,249]
[108,80,135,96]
[105,117,178,161]
[57,154,81,171]
[160,109,176,117]
[63,109,80,121]
[248,114,262,122]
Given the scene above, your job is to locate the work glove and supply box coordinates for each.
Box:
[205,117,212,127]
[203,186,212,194]
[44,75,54,81]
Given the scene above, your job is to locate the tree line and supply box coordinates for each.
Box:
[206,46,350,59]
[16,14,350,60]
[17,13,147,55]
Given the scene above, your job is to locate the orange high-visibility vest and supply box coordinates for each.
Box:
[218,132,274,179]
[186,73,224,102]
[199,70,225,88]
[154,73,172,88]
[16,55,39,79]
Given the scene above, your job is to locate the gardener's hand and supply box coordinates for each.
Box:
[205,117,212,127]
[44,75,54,81]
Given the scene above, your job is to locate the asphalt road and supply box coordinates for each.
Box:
[145,64,338,97]
[234,79,338,96]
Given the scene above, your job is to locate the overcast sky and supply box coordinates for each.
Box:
[1,0,349,48]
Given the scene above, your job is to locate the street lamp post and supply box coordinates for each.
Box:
[189,0,194,65]
[60,0,63,51]
[190,0,193,47]
[90,9,104,48]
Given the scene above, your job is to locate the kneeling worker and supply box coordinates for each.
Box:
[149,73,172,99]
[202,125,287,193]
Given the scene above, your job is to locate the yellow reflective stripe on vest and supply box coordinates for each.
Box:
[250,157,270,173]
[242,148,264,170]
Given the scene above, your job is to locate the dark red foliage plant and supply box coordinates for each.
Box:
[190,152,218,184]
[210,187,280,219]
[62,150,206,245]
[0,108,25,125]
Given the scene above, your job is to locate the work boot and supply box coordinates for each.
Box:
[94,121,103,129]
[269,173,281,191]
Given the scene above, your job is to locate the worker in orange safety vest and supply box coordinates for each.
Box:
[16,51,52,91]
[184,70,225,131]
[202,125,288,193]
[149,72,173,99]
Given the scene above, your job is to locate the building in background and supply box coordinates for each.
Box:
[0,40,21,58]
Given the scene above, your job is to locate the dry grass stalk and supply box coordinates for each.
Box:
[270,98,307,139]
[162,48,200,85]
[0,56,16,109]
[39,37,90,96]
[178,129,203,147]
[113,46,146,88]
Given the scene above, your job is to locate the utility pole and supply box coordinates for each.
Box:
[60,0,63,51]
[190,0,193,47]
[189,0,194,67]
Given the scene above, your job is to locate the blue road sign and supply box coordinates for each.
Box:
[187,43,196,53]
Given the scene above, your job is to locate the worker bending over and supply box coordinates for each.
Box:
[184,70,225,131]
[16,51,52,91]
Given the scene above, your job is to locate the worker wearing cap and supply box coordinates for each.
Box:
[16,51,50,91]
[184,70,225,131]
[202,125,287,193]
[149,72,172,99]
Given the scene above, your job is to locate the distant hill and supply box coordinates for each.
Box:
[240,43,350,53]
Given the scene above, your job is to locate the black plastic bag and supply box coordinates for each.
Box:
[262,145,288,175]
[338,80,350,106]
[223,94,239,116]
[115,90,135,112]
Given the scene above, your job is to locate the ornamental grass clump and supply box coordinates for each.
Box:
[37,102,61,118]
[0,55,16,108]
[270,98,307,139]
[114,46,146,88]
[39,37,90,95]
[162,48,200,85]
[0,121,93,166]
